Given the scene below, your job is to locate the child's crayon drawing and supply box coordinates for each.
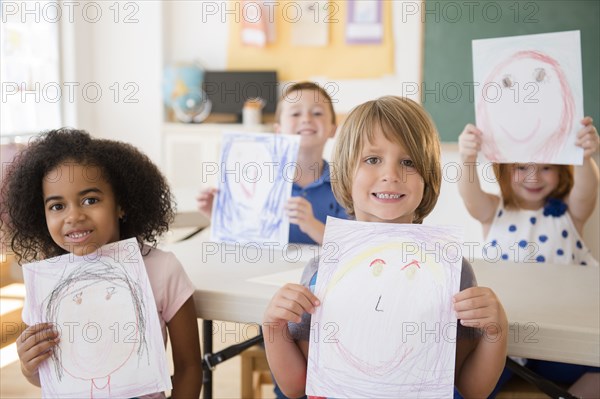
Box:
[211,131,300,245]
[473,30,584,164]
[306,218,463,399]
[22,238,171,399]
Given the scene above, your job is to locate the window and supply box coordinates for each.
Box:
[1,1,62,136]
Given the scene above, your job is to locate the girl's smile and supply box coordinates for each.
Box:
[64,229,93,243]
[43,162,123,256]
[510,163,559,209]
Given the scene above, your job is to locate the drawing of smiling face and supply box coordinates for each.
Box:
[55,278,138,380]
[224,140,271,214]
[317,244,448,377]
[478,51,574,163]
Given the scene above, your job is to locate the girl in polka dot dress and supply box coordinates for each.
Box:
[457,117,600,397]
[458,117,599,267]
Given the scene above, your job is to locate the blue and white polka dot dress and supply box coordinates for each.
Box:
[484,199,598,266]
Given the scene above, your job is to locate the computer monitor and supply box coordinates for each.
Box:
[203,71,278,121]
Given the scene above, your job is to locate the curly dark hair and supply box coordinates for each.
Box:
[0,128,174,263]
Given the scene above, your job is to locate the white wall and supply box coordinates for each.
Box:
[67,1,163,161]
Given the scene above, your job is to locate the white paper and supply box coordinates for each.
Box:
[306,218,463,398]
[210,131,300,245]
[21,238,171,399]
[473,30,584,164]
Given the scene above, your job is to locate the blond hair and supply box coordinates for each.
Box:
[493,163,574,209]
[331,96,441,223]
[275,82,336,124]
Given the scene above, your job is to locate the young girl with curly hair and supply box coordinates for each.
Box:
[0,128,202,399]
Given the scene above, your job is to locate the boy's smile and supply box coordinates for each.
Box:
[43,162,123,256]
[352,127,424,224]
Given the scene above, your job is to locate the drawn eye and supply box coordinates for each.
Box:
[401,260,421,271]
[105,287,116,300]
[534,68,546,83]
[501,75,514,88]
[369,258,386,277]
[73,292,83,305]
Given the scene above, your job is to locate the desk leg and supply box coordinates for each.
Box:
[203,320,213,399]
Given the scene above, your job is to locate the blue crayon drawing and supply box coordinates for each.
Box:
[211,131,300,245]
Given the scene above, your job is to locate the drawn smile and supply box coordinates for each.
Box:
[500,118,540,143]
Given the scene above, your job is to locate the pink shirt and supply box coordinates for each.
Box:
[141,245,196,399]
[141,245,195,345]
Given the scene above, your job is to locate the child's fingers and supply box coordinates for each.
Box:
[453,286,485,303]
[17,323,57,349]
[287,207,307,218]
[580,116,594,126]
[286,197,309,208]
[275,285,319,310]
[462,124,480,135]
[576,123,598,139]
[22,350,54,374]
[281,284,320,307]
[461,139,481,151]
[454,289,500,311]
[455,304,499,321]
[266,287,320,323]
[196,187,218,200]
[21,339,59,366]
[17,324,60,368]
[576,127,599,148]
[268,304,306,324]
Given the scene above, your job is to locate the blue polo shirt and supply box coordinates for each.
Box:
[289,160,348,244]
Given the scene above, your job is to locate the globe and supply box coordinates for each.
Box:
[172,90,212,123]
[162,64,204,107]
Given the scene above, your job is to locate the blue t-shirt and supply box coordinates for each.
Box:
[289,160,348,244]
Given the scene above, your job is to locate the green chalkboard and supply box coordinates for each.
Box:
[423,0,599,141]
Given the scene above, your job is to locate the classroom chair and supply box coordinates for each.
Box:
[240,346,273,399]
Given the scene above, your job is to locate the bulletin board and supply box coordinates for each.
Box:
[226,0,394,81]
[423,0,600,141]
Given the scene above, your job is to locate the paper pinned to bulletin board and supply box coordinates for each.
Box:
[291,0,329,46]
[346,0,383,44]
[227,0,394,81]
[241,0,275,47]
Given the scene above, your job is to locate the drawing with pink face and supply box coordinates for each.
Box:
[477,50,575,163]
[45,259,146,398]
